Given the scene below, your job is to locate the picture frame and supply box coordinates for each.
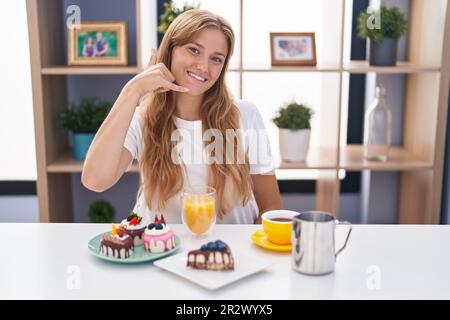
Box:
[68,21,128,66]
[270,32,317,67]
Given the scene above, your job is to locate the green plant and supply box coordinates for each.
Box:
[358,5,407,41]
[158,1,200,34]
[89,200,115,223]
[59,97,111,133]
[272,102,314,131]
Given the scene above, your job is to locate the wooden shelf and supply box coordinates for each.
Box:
[40,62,439,76]
[339,145,433,171]
[344,60,440,74]
[229,61,440,74]
[47,152,139,173]
[27,0,450,223]
[49,148,336,172]
[278,147,337,169]
[229,65,341,73]
[41,66,141,75]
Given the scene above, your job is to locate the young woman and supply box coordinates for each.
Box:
[82,9,282,224]
[82,36,96,57]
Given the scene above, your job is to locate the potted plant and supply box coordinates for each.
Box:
[89,200,115,223]
[158,1,199,34]
[273,102,314,162]
[358,5,407,66]
[59,97,110,160]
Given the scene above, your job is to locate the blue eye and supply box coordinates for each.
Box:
[212,57,223,63]
[189,47,199,54]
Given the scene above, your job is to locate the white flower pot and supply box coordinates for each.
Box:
[279,128,310,162]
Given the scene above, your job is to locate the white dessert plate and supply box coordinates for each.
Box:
[154,249,273,290]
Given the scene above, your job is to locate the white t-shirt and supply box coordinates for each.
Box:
[123,99,274,224]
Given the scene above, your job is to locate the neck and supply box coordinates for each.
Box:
[175,92,203,121]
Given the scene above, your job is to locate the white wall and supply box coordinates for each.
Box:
[0,196,39,222]
[0,0,36,180]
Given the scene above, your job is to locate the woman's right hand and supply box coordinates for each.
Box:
[126,48,189,96]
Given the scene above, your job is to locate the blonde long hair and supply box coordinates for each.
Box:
[138,9,252,219]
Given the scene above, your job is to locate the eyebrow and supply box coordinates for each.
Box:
[191,42,226,58]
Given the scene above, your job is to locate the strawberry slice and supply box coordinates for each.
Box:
[129,217,138,226]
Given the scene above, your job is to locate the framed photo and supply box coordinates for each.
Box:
[68,21,128,66]
[270,32,317,66]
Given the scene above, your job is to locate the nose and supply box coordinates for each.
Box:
[194,59,208,74]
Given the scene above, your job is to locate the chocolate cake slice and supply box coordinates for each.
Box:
[100,224,134,259]
[187,240,234,271]
[100,234,134,259]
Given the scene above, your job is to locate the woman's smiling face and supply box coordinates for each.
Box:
[171,28,229,96]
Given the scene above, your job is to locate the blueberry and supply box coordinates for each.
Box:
[206,242,217,250]
[147,223,155,230]
[200,245,208,251]
[155,224,163,230]
[127,216,133,222]
[216,243,227,251]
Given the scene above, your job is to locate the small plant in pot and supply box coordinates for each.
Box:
[59,97,110,161]
[89,200,115,223]
[273,102,314,162]
[358,5,407,66]
[158,1,199,34]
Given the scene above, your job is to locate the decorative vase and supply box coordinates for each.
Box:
[279,128,310,162]
[369,38,398,66]
[72,132,95,161]
[364,85,392,161]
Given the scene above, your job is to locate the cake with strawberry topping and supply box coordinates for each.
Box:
[143,215,176,253]
[187,240,234,271]
[100,224,134,259]
[120,212,146,246]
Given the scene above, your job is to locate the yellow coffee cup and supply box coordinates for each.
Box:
[262,210,299,245]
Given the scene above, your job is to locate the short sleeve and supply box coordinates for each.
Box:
[244,103,275,175]
[123,108,142,171]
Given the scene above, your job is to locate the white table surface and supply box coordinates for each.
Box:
[1,223,449,299]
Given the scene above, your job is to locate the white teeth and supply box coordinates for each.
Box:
[188,71,206,82]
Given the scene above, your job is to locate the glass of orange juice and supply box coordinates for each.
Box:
[182,186,216,237]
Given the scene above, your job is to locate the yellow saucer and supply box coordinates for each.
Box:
[251,229,292,252]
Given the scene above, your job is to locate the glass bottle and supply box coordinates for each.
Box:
[364,85,392,161]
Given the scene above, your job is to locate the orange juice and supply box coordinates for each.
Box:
[183,194,215,234]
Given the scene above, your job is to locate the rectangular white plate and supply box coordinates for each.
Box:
[154,250,273,290]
